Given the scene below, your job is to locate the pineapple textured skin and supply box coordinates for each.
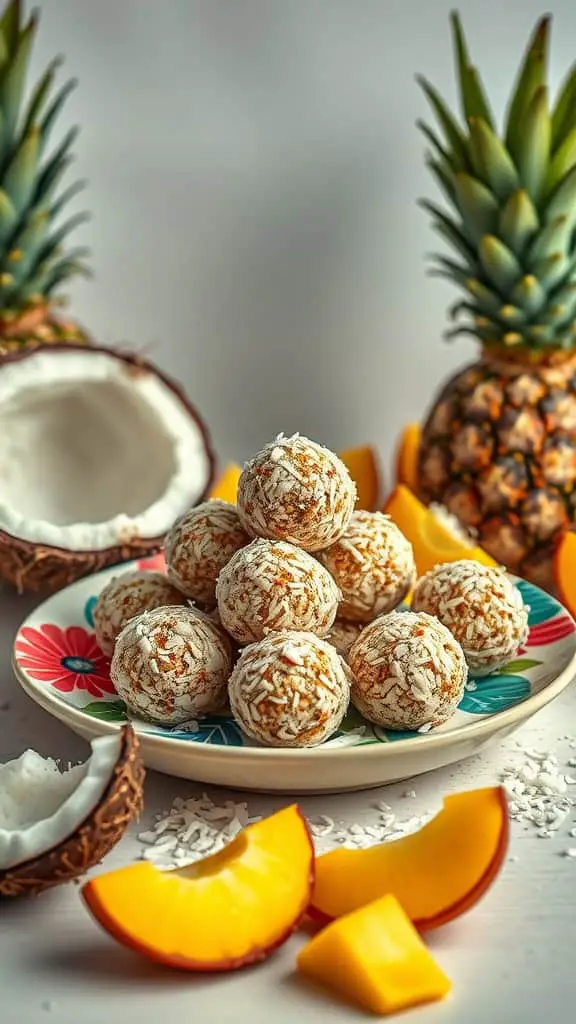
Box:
[419,354,576,590]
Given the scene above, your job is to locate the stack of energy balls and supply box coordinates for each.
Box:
[93,433,529,748]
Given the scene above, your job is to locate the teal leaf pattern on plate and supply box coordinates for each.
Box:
[516,579,559,627]
[157,716,245,746]
[84,596,97,629]
[459,674,530,715]
[82,699,128,722]
[374,726,419,742]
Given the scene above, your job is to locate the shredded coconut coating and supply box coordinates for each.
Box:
[317,511,416,622]
[165,499,249,605]
[93,570,188,657]
[228,630,351,747]
[237,433,356,551]
[111,605,233,724]
[412,560,529,676]
[216,538,340,644]
[349,611,466,730]
[327,619,364,660]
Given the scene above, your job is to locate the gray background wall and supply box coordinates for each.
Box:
[34,0,576,471]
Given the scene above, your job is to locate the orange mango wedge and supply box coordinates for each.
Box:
[82,805,313,971]
[297,893,451,1016]
[384,484,497,577]
[309,787,509,931]
[209,462,242,504]
[395,422,420,493]
[339,445,382,511]
[554,530,576,620]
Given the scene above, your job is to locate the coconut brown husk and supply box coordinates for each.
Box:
[0,530,166,595]
[0,726,145,898]
[0,343,217,594]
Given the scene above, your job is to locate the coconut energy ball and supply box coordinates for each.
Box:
[412,560,529,677]
[216,538,340,645]
[317,511,416,622]
[111,605,233,724]
[229,630,351,747]
[165,500,249,606]
[349,611,466,730]
[237,433,356,551]
[93,570,188,657]
[327,619,364,660]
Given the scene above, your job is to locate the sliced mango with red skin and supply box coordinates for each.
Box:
[209,462,242,504]
[384,484,498,578]
[395,422,420,493]
[309,787,509,931]
[297,893,451,1016]
[81,805,314,971]
[339,445,382,511]
[554,530,576,621]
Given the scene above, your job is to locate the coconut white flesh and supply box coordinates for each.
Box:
[0,733,123,871]
[0,349,212,550]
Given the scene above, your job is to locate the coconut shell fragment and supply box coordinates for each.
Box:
[0,726,144,899]
[0,530,166,598]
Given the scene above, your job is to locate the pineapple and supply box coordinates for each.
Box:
[417,12,576,591]
[0,0,89,357]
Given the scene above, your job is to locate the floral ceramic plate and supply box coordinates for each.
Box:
[12,555,576,793]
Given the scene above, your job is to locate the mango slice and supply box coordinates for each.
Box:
[395,423,420,493]
[209,462,242,504]
[310,787,509,930]
[384,484,497,577]
[297,893,451,1016]
[82,805,314,971]
[554,531,576,620]
[339,445,382,511]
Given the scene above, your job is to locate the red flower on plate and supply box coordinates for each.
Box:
[138,551,166,573]
[15,625,115,698]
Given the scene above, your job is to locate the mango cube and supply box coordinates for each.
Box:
[297,893,451,1016]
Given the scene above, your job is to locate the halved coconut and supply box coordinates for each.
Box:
[0,725,144,898]
[0,344,216,592]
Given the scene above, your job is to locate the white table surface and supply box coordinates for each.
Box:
[2,582,576,1024]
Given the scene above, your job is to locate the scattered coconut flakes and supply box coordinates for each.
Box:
[138,793,431,865]
[138,794,254,869]
[307,806,428,852]
[138,740,576,869]
[500,744,576,838]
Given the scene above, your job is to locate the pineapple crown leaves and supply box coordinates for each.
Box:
[0,0,90,315]
[418,10,576,352]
